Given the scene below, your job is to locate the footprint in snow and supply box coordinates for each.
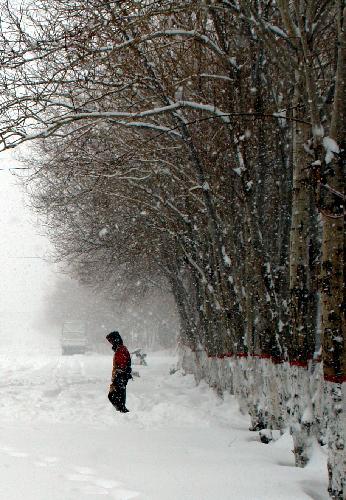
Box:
[66,466,139,498]
[35,456,59,467]
[0,445,13,453]
[8,451,29,458]
[111,489,140,500]
[0,447,28,458]
[43,387,62,397]
[73,465,95,475]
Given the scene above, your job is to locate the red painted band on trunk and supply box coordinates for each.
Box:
[324,374,346,384]
[205,351,221,358]
[312,356,322,363]
[251,353,283,363]
[289,360,308,368]
[271,357,284,365]
[205,350,235,358]
[191,348,283,365]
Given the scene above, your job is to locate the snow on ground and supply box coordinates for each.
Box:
[0,349,328,500]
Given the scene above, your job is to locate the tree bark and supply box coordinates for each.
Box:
[288,77,318,467]
[320,6,346,498]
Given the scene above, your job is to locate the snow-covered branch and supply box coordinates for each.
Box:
[96,29,238,70]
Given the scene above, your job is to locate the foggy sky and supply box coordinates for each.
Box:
[0,151,58,352]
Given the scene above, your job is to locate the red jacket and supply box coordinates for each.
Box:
[112,345,131,378]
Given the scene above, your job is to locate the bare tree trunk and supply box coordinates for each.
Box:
[320,6,346,498]
[288,79,317,467]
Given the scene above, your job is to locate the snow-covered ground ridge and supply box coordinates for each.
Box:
[0,350,328,499]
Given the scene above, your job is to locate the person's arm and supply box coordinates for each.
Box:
[112,353,118,380]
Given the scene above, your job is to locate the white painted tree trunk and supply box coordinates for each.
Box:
[179,344,195,375]
[310,361,327,446]
[265,360,285,431]
[247,357,266,431]
[178,346,332,473]
[288,365,315,467]
[220,358,234,395]
[325,382,346,500]
[231,357,250,415]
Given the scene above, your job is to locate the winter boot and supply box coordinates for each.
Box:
[119,407,129,413]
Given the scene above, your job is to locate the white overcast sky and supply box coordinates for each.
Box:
[0,150,58,350]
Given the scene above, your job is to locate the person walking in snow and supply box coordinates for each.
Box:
[106,331,132,413]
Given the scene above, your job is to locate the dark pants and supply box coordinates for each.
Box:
[108,375,128,412]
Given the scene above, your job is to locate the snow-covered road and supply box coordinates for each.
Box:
[0,351,328,499]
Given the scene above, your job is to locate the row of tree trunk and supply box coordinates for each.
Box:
[0,1,344,497]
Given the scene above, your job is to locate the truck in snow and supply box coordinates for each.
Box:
[61,321,87,355]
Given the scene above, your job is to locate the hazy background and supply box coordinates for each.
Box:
[0,151,178,355]
[0,150,60,353]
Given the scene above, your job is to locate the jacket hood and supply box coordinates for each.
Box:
[106,331,123,349]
